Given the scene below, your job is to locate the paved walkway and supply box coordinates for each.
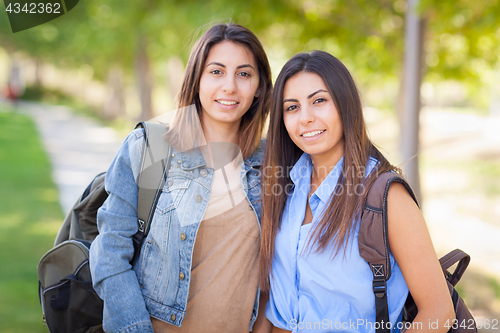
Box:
[18,101,123,215]
[12,101,500,282]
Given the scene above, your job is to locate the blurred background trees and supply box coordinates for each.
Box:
[1,0,499,119]
[0,0,499,194]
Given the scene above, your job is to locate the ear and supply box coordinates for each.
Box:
[255,89,261,98]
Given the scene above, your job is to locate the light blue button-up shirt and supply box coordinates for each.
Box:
[266,153,408,333]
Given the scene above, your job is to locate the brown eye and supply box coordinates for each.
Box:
[313,97,326,104]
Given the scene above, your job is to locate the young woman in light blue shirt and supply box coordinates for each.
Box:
[253,51,454,333]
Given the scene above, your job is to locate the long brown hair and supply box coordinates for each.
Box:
[260,51,400,290]
[166,23,272,159]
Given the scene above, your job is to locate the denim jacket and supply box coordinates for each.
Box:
[90,128,264,333]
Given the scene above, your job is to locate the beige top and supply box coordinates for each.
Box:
[151,156,260,333]
[202,150,246,220]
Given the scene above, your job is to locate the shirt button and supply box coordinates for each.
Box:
[180,232,186,241]
[167,180,173,187]
[170,314,176,322]
[179,272,185,280]
[200,169,207,177]
[177,160,181,164]
[196,194,202,202]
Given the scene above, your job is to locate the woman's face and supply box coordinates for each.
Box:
[198,40,260,130]
[282,71,344,165]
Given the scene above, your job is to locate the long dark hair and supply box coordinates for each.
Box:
[166,23,272,159]
[260,51,400,290]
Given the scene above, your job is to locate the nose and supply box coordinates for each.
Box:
[222,75,237,94]
[300,104,315,125]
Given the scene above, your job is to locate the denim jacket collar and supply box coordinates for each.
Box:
[244,139,265,168]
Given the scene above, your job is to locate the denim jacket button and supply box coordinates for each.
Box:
[179,272,185,280]
[170,314,176,322]
[167,180,173,187]
[200,169,207,177]
[196,194,202,202]
[180,232,186,241]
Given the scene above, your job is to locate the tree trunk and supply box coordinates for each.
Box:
[103,66,125,120]
[34,58,42,87]
[400,0,426,204]
[166,56,184,108]
[135,37,154,121]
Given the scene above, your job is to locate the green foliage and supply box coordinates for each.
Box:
[1,0,499,105]
[21,85,72,103]
[420,0,500,94]
[0,111,63,332]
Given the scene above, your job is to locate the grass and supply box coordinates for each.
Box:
[0,111,63,332]
[457,269,500,321]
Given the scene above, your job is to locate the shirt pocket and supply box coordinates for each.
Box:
[155,178,191,215]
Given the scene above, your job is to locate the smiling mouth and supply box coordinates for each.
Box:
[302,130,325,138]
[216,100,238,106]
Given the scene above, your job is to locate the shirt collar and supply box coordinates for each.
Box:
[289,153,313,185]
[312,155,344,204]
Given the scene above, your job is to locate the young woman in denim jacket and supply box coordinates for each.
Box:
[256,51,454,333]
[90,24,272,333]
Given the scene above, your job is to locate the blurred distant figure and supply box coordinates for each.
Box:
[5,60,23,108]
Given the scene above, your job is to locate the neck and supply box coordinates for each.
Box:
[310,151,343,186]
[202,119,240,145]
[200,117,241,168]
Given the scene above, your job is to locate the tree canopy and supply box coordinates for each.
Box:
[1,0,498,107]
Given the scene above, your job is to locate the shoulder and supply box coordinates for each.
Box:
[245,138,266,166]
[105,128,146,185]
[129,127,145,141]
[118,128,146,165]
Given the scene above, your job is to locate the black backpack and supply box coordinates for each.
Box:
[37,122,173,333]
[359,172,477,333]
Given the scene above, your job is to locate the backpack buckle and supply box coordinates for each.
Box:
[138,219,145,233]
[372,279,387,299]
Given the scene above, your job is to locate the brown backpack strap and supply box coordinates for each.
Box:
[359,172,418,281]
[439,249,470,287]
[358,171,418,333]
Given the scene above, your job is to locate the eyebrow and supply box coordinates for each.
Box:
[206,62,256,70]
[308,89,328,99]
[283,89,328,104]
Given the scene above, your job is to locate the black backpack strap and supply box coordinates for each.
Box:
[132,122,172,261]
[358,172,418,332]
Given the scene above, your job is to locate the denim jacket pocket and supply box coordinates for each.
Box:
[155,178,191,215]
[247,168,261,190]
